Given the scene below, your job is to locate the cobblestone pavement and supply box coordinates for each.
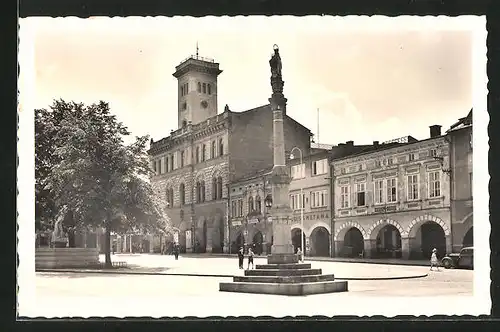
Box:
[25,255,481,318]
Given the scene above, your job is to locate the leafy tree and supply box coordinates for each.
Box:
[35,100,85,241]
[40,100,170,267]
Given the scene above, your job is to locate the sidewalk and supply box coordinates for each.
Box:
[161,252,431,267]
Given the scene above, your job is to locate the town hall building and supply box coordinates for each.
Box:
[148,53,311,253]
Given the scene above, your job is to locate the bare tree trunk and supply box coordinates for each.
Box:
[104,227,112,268]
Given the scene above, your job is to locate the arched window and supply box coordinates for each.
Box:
[166,187,173,208]
[211,141,216,159]
[179,183,185,205]
[202,144,206,162]
[255,195,261,213]
[219,138,224,156]
[248,196,254,212]
[196,181,201,203]
[212,177,218,200]
[207,84,211,95]
[217,176,223,199]
[197,82,201,93]
[196,147,200,163]
[201,181,206,202]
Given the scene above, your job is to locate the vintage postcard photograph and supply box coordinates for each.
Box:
[17,15,489,318]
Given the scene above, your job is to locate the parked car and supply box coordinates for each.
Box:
[441,246,474,269]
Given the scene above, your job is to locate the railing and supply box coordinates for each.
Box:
[179,55,215,65]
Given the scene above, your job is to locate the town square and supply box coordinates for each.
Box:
[17,16,489,317]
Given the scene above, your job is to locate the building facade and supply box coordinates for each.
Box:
[332,128,452,260]
[447,110,473,252]
[228,168,273,254]
[148,54,311,253]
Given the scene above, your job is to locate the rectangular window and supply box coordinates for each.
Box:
[231,201,236,217]
[202,145,206,162]
[407,174,419,201]
[196,147,200,163]
[387,178,397,202]
[358,164,363,172]
[290,193,305,210]
[157,160,162,174]
[180,151,185,168]
[409,153,415,162]
[375,160,381,168]
[207,84,211,95]
[311,190,328,208]
[387,158,393,165]
[340,186,349,208]
[312,159,328,175]
[238,199,243,217]
[428,171,441,198]
[356,183,366,206]
[430,149,437,157]
[374,180,384,204]
[211,141,216,159]
[341,168,346,174]
[291,164,305,179]
[202,83,206,94]
[197,82,201,93]
[170,154,174,171]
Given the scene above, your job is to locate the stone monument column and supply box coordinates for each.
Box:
[267,44,298,265]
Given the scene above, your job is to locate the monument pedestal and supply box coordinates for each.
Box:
[219,261,348,296]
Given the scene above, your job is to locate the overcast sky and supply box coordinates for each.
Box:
[23,16,474,146]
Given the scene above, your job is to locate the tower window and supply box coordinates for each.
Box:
[207,84,211,95]
[202,83,206,94]
[219,138,224,156]
[197,82,201,93]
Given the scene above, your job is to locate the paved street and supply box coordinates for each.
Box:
[24,255,481,317]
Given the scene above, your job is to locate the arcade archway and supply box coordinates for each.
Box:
[415,221,446,259]
[310,226,330,257]
[463,227,473,248]
[252,231,264,255]
[291,228,306,254]
[374,224,402,259]
[343,227,364,258]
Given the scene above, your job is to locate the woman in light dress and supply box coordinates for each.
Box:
[430,248,440,271]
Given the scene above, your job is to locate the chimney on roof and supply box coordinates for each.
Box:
[429,125,442,138]
[346,141,354,146]
[373,141,379,146]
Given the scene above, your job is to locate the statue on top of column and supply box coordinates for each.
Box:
[269,44,282,79]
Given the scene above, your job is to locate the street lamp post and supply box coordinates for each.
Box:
[290,146,304,259]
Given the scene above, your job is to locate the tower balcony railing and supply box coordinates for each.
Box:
[178,55,216,66]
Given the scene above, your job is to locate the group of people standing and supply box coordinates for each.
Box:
[237,247,255,270]
[237,246,304,270]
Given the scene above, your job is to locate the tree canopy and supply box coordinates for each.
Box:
[36,99,170,266]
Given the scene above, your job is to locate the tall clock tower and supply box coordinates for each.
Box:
[172,52,223,128]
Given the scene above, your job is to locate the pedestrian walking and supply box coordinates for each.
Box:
[238,247,244,269]
[296,247,303,262]
[174,244,179,260]
[430,248,440,271]
[247,247,255,270]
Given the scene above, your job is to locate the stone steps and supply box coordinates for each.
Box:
[244,268,322,276]
[233,273,335,284]
[219,280,348,296]
[255,263,312,270]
